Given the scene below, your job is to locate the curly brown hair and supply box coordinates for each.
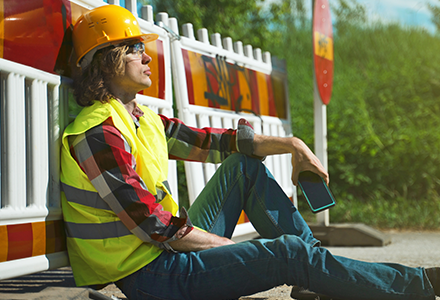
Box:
[73,45,128,107]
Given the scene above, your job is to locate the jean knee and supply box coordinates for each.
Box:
[270,235,318,261]
[222,153,266,177]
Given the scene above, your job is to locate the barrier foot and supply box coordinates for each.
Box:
[308,223,391,247]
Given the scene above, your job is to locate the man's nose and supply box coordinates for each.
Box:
[142,52,152,64]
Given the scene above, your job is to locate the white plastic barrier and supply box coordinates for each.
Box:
[158,14,296,241]
[0,58,69,280]
[0,1,177,280]
[0,0,295,279]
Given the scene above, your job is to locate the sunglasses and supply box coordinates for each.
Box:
[80,41,147,68]
[125,42,146,58]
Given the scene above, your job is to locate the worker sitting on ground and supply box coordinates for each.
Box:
[60,5,440,300]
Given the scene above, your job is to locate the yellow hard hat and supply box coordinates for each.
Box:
[72,5,159,67]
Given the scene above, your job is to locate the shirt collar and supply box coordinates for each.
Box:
[129,104,144,128]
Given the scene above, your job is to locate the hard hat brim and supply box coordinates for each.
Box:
[140,33,159,44]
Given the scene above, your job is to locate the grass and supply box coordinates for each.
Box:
[297,193,440,230]
[178,160,440,230]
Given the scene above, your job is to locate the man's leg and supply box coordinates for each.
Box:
[117,154,435,300]
[188,153,318,246]
[119,235,434,300]
[179,153,432,299]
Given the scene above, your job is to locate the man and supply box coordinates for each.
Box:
[60,4,439,300]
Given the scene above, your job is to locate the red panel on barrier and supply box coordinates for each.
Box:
[182,48,195,105]
[0,221,66,263]
[2,0,72,74]
[7,224,33,261]
[181,48,288,118]
[266,74,277,117]
[0,0,166,100]
[249,70,260,115]
[228,64,241,113]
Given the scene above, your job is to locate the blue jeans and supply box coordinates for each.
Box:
[118,154,435,300]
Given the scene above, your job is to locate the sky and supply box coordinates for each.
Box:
[260,0,440,33]
[137,0,439,33]
[353,0,438,33]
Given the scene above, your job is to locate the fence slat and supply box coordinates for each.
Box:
[4,73,27,209]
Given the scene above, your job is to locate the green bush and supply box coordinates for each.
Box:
[327,24,440,204]
[151,0,440,229]
[271,0,440,229]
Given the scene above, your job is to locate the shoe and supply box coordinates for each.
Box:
[290,286,333,300]
[426,267,440,296]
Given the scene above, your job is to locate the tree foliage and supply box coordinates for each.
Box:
[145,0,440,228]
[149,0,272,50]
[428,1,440,32]
[329,22,440,201]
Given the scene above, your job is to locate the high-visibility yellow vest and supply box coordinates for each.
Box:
[60,98,178,286]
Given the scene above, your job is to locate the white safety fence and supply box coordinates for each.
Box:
[0,1,181,280]
[0,58,69,279]
[0,0,295,279]
[158,13,295,240]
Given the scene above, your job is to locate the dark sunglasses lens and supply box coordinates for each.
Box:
[127,42,145,55]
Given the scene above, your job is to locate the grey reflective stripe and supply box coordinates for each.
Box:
[162,180,172,195]
[62,180,172,207]
[65,221,132,239]
[61,182,112,211]
[155,189,166,203]
[154,180,172,203]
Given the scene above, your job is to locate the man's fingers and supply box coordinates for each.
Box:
[291,169,300,186]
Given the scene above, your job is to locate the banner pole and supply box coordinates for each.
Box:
[312,0,329,226]
[313,72,329,226]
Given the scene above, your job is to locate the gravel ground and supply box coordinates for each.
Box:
[1,230,439,300]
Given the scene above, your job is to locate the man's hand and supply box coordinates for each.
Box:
[289,137,328,186]
[168,228,235,252]
[253,135,329,186]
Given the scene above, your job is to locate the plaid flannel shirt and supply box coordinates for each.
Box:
[69,105,256,249]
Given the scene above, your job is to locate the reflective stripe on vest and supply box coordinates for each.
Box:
[64,219,161,245]
[65,220,131,239]
[61,180,172,210]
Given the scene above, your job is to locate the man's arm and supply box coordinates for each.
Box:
[69,119,193,251]
[71,118,234,253]
[252,134,329,186]
[169,228,235,252]
[169,134,328,252]
[160,114,237,163]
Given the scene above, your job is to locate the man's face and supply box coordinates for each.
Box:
[115,41,153,93]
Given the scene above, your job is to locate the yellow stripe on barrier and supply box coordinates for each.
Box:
[257,72,269,116]
[237,70,252,112]
[188,51,209,107]
[32,222,46,257]
[0,225,7,262]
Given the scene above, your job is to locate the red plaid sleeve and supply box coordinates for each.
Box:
[160,115,257,162]
[69,117,193,250]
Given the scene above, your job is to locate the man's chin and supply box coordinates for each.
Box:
[144,79,152,89]
[137,82,152,92]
